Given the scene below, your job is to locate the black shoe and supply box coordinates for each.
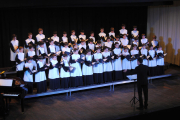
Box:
[136,107,143,110]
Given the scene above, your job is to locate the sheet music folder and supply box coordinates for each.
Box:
[127,74,137,80]
[0,79,13,87]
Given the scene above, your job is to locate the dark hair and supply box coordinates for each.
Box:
[90,31,94,35]
[138,58,143,64]
[106,36,111,40]
[63,53,68,57]
[63,31,67,34]
[29,46,34,49]
[64,42,68,46]
[122,24,125,27]
[28,32,32,36]
[38,28,43,32]
[12,34,17,39]
[114,42,119,46]
[71,30,75,33]
[110,27,114,31]
[153,35,156,39]
[19,46,23,50]
[73,48,78,52]
[53,31,57,34]
[142,34,145,36]
[133,26,137,28]
[86,49,91,54]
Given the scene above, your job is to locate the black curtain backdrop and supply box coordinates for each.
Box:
[0,6,147,68]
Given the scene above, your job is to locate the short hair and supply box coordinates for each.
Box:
[38,28,43,32]
[49,39,54,43]
[115,35,120,38]
[19,46,23,50]
[73,48,78,52]
[71,30,75,33]
[12,34,17,39]
[90,31,94,35]
[123,34,127,36]
[142,34,145,36]
[96,47,101,50]
[100,28,104,30]
[64,42,68,46]
[53,31,57,34]
[110,27,114,31]
[63,31,67,34]
[133,26,137,28]
[29,46,34,49]
[122,24,126,27]
[142,44,146,47]
[124,46,128,50]
[86,49,91,54]
[138,57,143,64]
[158,46,162,48]
[106,36,111,40]
[114,42,119,46]
[153,35,156,39]
[28,32,32,36]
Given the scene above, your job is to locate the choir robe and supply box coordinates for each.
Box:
[98,32,106,46]
[132,41,139,47]
[69,54,83,87]
[23,62,34,94]
[36,34,47,54]
[89,36,95,43]
[102,51,113,82]
[62,47,71,61]
[109,32,115,41]
[130,50,139,70]
[140,48,148,66]
[60,59,70,88]
[92,53,104,84]
[78,35,86,44]
[48,44,57,54]
[112,48,123,80]
[156,50,164,75]
[24,38,35,56]
[15,52,25,80]
[48,59,60,90]
[82,55,94,85]
[148,50,157,76]
[38,47,47,65]
[131,30,139,42]
[51,36,60,51]
[10,40,19,61]
[104,41,113,50]
[151,40,159,51]
[120,38,129,47]
[122,51,131,78]
[26,51,37,70]
[69,35,78,44]
[35,61,47,93]
[119,29,128,38]
[141,38,148,45]
[79,44,87,50]
[87,43,95,52]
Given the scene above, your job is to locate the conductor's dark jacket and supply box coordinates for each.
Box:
[133,64,149,86]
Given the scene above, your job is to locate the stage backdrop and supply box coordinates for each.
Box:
[0,6,147,68]
[147,1,180,66]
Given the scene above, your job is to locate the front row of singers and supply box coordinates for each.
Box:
[15,41,166,94]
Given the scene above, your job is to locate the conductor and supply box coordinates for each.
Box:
[133,58,149,110]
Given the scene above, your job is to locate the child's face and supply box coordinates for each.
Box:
[142,46,146,49]
[53,56,57,60]
[74,45,77,48]
[64,45,68,48]
[72,32,75,35]
[124,49,128,52]
[123,35,126,39]
[133,47,137,50]
[63,34,67,37]
[39,30,43,34]
[87,51,91,55]
[81,42,85,45]
[122,26,125,29]
[28,60,32,63]
[20,48,23,52]
[28,35,32,39]
[13,37,16,40]
[30,48,34,51]
[96,49,101,53]
[158,47,162,50]
[115,44,119,48]
[39,59,43,62]
[80,32,84,35]
[50,41,54,45]
[142,35,145,39]
[150,47,153,50]
[133,28,137,31]
[100,29,104,32]
[40,45,44,48]
[74,50,78,54]
[53,34,57,37]
[104,48,108,52]
[90,33,94,36]
[90,42,93,44]
[107,39,110,42]
[116,38,119,41]
[111,30,114,33]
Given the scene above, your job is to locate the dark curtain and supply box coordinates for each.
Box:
[0,6,147,68]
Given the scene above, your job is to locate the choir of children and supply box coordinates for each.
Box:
[10,26,166,94]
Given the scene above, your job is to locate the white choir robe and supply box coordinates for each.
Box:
[23,63,33,83]
[16,53,25,71]
[121,38,129,47]
[35,61,47,93]
[49,59,60,90]
[133,41,139,47]
[79,44,86,50]
[88,44,95,51]
[119,29,128,35]
[130,50,139,69]
[114,41,121,46]
[24,39,35,56]
[61,36,68,43]
[62,47,71,61]
[82,55,94,85]
[122,51,131,70]
[109,32,115,38]
[98,32,106,46]
[60,59,70,88]
[104,42,112,49]
[26,51,37,70]
[151,40,159,51]
[79,35,86,40]
[156,50,164,75]
[141,38,148,45]
[148,50,157,76]
[36,34,47,54]
[70,54,83,87]
[38,47,47,65]
[112,48,123,80]
[93,53,104,83]
[48,44,56,53]
[131,30,139,38]
[10,40,19,61]
[102,51,112,82]
[141,48,148,66]
[51,36,60,51]
[70,35,77,43]
[89,36,95,43]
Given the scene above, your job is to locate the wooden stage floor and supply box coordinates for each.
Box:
[1,65,180,120]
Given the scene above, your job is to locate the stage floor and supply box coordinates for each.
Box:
[1,65,180,120]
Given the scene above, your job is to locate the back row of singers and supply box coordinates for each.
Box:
[14,39,165,94]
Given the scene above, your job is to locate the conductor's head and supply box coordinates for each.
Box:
[137,58,143,65]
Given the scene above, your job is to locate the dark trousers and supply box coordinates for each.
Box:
[137,84,148,107]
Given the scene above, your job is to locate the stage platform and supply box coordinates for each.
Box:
[25,74,172,99]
